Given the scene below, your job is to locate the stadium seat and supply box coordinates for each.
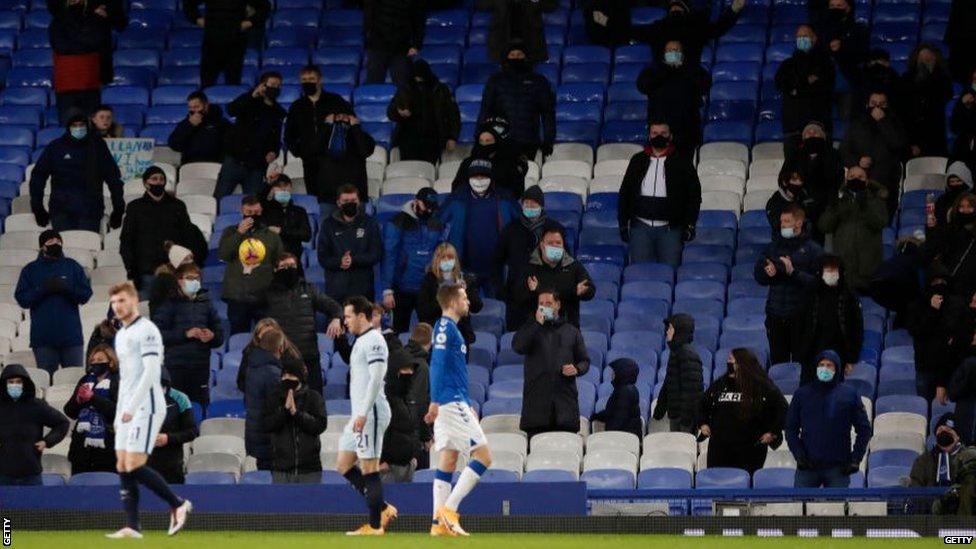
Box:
[695,467,750,488]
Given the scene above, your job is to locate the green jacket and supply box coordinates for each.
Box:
[909,444,976,516]
[217,225,283,304]
[818,180,888,291]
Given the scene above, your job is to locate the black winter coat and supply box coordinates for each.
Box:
[147,386,199,484]
[29,132,124,221]
[926,223,976,299]
[783,142,845,219]
[637,63,710,151]
[284,92,354,161]
[949,357,976,446]
[765,187,822,240]
[263,384,328,474]
[0,364,69,478]
[184,0,270,36]
[795,281,864,379]
[416,272,483,345]
[120,193,209,280]
[314,122,376,202]
[775,49,836,135]
[388,69,461,150]
[225,93,285,170]
[242,347,283,463]
[840,113,909,189]
[48,0,126,85]
[403,341,432,445]
[515,248,595,328]
[496,214,562,329]
[699,374,788,452]
[479,0,557,64]
[363,0,425,54]
[901,66,954,157]
[618,150,702,232]
[381,369,421,466]
[152,289,225,368]
[63,371,118,474]
[754,232,824,318]
[512,318,590,433]
[478,67,556,149]
[259,194,312,261]
[813,13,868,82]
[592,358,642,439]
[316,210,382,302]
[908,291,967,388]
[945,0,976,84]
[264,279,340,360]
[167,105,232,165]
[950,91,976,171]
[632,7,740,69]
[449,145,528,197]
[653,314,703,431]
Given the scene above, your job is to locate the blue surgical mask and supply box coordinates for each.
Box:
[274,191,291,204]
[540,306,556,321]
[816,366,835,382]
[70,126,87,140]
[523,206,542,219]
[780,227,795,239]
[544,245,564,263]
[664,50,683,66]
[183,279,201,296]
[439,259,456,273]
[796,36,813,52]
[7,383,23,400]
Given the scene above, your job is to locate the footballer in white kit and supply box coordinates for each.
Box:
[114,315,167,454]
[339,326,392,459]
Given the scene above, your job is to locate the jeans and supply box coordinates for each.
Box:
[365,50,411,88]
[33,345,85,375]
[50,211,102,232]
[214,157,266,199]
[0,473,42,486]
[629,223,684,268]
[225,300,265,335]
[794,466,850,488]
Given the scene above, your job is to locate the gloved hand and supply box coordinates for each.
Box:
[541,143,553,158]
[44,276,68,295]
[109,209,124,230]
[32,205,49,228]
[843,462,860,475]
[619,224,630,243]
[795,457,812,471]
[651,402,665,421]
[681,225,696,243]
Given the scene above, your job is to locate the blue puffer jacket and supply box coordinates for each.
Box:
[14,254,92,348]
[28,132,124,218]
[753,232,824,317]
[151,289,225,369]
[242,347,282,463]
[438,184,519,261]
[381,203,448,295]
[785,350,873,469]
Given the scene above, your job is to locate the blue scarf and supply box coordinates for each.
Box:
[327,122,348,158]
[76,374,111,449]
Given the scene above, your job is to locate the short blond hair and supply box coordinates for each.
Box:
[109,281,138,298]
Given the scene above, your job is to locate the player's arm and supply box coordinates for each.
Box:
[359,342,387,416]
[123,326,163,419]
[425,338,445,423]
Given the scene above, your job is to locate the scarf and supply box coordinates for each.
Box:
[76,374,111,449]
[326,122,348,158]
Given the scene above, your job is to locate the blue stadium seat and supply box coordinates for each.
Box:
[23,10,50,28]
[875,394,927,417]
[556,83,604,103]
[601,121,645,144]
[151,85,196,106]
[581,469,635,490]
[68,472,120,486]
[263,47,310,68]
[207,399,245,418]
[638,467,691,489]
[867,465,910,487]
[563,45,611,65]
[719,24,767,44]
[872,22,919,44]
[5,67,51,88]
[204,85,248,105]
[561,64,609,84]
[11,48,51,68]
[480,469,520,483]
[413,469,461,483]
[0,105,39,127]
[752,467,794,489]
[186,472,237,485]
[110,67,156,88]
[703,121,753,145]
[16,29,48,49]
[103,86,150,106]
[674,280,725,302]
[868,449,919,470]
[715,43,763,63]
[696,467,750,488]
[118,27,168,49]
[0,86,45,106]
[522,470,576,483]
[481,397,521,416]
[676,263,728,284]
[127,9,173,29]
[0,11,20,31]
[353,84,396,104]
[240,470,272,484]
[712,62,761,82]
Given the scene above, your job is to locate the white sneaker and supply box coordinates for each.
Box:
[167,499,193,536]
[105,527,143,539]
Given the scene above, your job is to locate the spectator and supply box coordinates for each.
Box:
[259,174,312,263]
[785,350,872,488]
[167,91,232,165]
[512,289,590,439]
[755,205,824,364]
[936,163,974,229]
[439,160,519,294]
[90,105,123,138]
[63,344,119,475]
[15,230,93,375]
[0,364,70,485]
[582,0,632,47]
[766,168,822,241]
[516,225,595,328]
[449,121,528,197]
[152,263,224,405]
[478,42,556,160]
[775,25,836,144]
[699,348,788,474]
[218,195,284,334]
[636,40,711,157]
[243,325,287,470]
[926,192,976,299]
[632,0,745,70]
[283,65,354,198]
[901,44,954,157]
[263,358,328,484]
[265,253,342,395]
[909,413,976,496]
[379,347,423,483]
[497,185,561,330]
[855,49,903,111]
[591,358,642,440]
[652,314,704,433]
[214,72,286,199]
[618,122,702,268]
[811,0,868,90]
[870,237,926,329]
[416,243,484,345]
[795,255,863,384]
[908,276,966,403]
[784,121,845,215]
[381,188,446,333]
[404,323,433,468]
[86,313,117,357]
[482,0,556,64]
[950,354,976,446]
[363,0,425,87]
[29,113,125,232]
[387,60,461,164]
[317,184,382,303]
[315,112,376,204]
[951,69,976,172]
[147,368,199,484]
[184,0,270,88]
[840,90,909,215]
[817,166,888,291]
[945,0,976,85]
[146,243,198,314]
[121,166,209,293]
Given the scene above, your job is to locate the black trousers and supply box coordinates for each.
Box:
[391,290,418,334]
[169,365,211,406]
[300,157,319,198]
[201,32,247,88]
[304,355,323,396]
[56,90,101,126]
[365,49,411,88]
[706,440,769,475]
[397,138,442,164]
[765,314,801,365]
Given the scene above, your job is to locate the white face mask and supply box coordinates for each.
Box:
[822,271,840,287]
[469,178,490,194]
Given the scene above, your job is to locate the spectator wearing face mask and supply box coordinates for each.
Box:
[317,184,382,303]
[908,275,967,404]
[379,347,424,482]
[259,173,311,263]
[315,111,376,204]
[786,350,872,488]
[147,367,199,484]
[945,0,976,86]
[478,42,556,160]
[618,122,702,268]
[951,69,976,171]
[755,205,824,364]
[416,243,484,345]
[784,121,845,213]
[936,162,974,228]
[775,25,836,145]
[15,230,93,375]
[381,188,447,334]
[817,166,888,291]
[363,0,425,87]
[0,364,70,486]
[840,91,909,215]
[450,120,528,197]
[388,59,461,164]
[146,243,198,315]
[29,112,125,232]
[632,0,745,71]
[63,344,119,475]
[855,49,903,112]
[168,91,232,165]
[482,0,556,65]
[810,0,868,89]
[184,0,270,88]
[513,289,590,440]
[218,196,284,334]
[926,192,976,299]
[152,263,224,405]
[766,168,822,242]
[90,105,123,138]
[699,348,788,474]
[636,40,711,157]
[215,72,286,199]
[653,314,704,434]
[439,159,519,294]
[517,225,595,328]
[263,358,328,484]
[795,255,863,384]
[950,329,976,446]
[121,166,209,294]
[243,326,293,470]
[909,414,976,505]
[592,358,643,439]
[900,44,954,158]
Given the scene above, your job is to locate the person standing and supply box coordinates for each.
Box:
[652,314,704,434]
[449,121,528,197]
[147,368,200,485]
[945,0,976,85]
[15,230,93,375]
[618,122,702,268]
[631,0,745,69]
[483,0,557,65]
[415,243,484,346]
[795,255,863,384]
[775,25,836,145]
[637,40,711,157]
[811,0,868,89]
[908,276,966,403]
[264,360,328,484]
[783,121,844,221]
[900,44,954,158]
[363,0,425,88]
[840,91,909,216]
[379,348,423,483]
[785,350,872,488]
[950,70,976,175]
[388,60,461,164]
[167,91,232,165]
[0,364,69,486]
[317,185,382,303]
[63,345,119,475]
[184,0,270,88]
[766,169,822,241]
[241,326,290,471]
[591,358,643,440]
[937,163,974,229]
[516,226,595,328]
[512,289,590,439]
[259,174,312,263]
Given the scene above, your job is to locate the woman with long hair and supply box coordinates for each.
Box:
[415,242,483,344]
[698,348,789,473]
[63,344,120,474]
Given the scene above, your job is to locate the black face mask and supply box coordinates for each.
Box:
[726,362,735,374]
[787,183,804,196]
[89,362,110,376]
[936,431,956,448]
[956,211,976,225]
[847,179,867,191]
[339,202,359,218]
[45,244,63,258]
[828,8,847,21]
[505,59,529,72]
[147,184,166,198]
[300,82,318,96]
[264,86,281,101]
[803,137,826,153]
[475,142,498,157]
[649,135,670,149]
[281,379,299,393]
[274,268,300,288]
[929,282,950,297]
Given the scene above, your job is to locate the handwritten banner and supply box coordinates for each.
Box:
[106,138,155,181]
